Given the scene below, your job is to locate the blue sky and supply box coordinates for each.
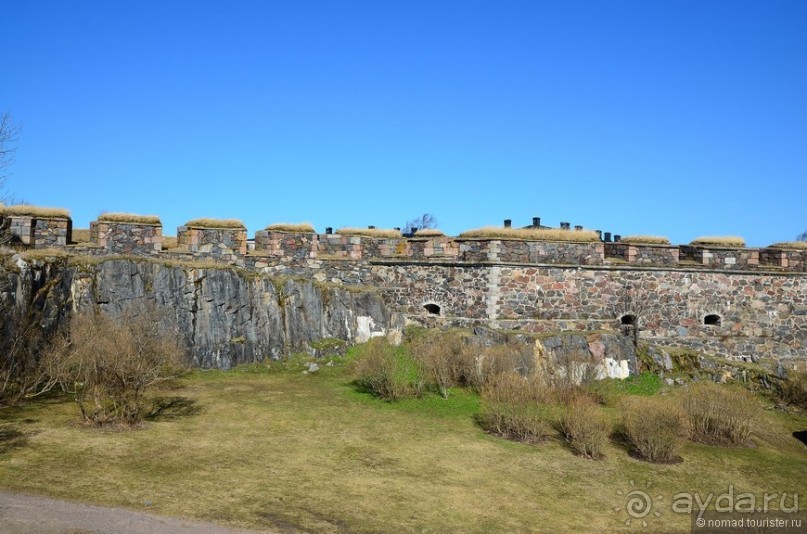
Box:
[3,0,806,246]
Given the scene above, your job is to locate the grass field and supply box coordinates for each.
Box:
[1,357,805,533]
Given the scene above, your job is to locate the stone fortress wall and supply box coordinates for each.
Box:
[5,211,807,364]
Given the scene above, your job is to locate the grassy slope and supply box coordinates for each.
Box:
[0,362,805,533]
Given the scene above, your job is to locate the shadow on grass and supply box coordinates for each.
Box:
[145,396,202,421]
[0,426,28,454]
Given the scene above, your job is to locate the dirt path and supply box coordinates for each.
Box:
[0,491,272,534]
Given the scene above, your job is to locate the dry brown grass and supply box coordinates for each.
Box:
[265,222,316,233]
[690,236,746,247]
[162,236,178,250]
[768,241,807,250]
[2,205,70,219]
[70,229,90,243]
[618,235,671,245]
[19,248,73,260]
[184,218,246,229]
[413,228,445,237]
[336,227,402,238]
[459,226,600,242]
[97,213,161,225]
[1,360,806,533]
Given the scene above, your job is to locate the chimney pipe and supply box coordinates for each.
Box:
[325,227,333,235]
[614,234,621,242]
[604,232,612,242]
[560,222,570,230]
[595,230,602,240]
[532,217,540,228]
[574,225,583,231]
[504,219,512,229]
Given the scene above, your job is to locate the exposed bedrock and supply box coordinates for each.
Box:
[2,257,400,369]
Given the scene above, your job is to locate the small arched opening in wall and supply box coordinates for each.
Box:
[703,314,722,326]
[620,314,637,327]
[423,303,442,316]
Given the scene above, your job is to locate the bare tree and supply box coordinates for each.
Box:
[0,112,20,202]
[42,305,186,426]
[403,213,438,235]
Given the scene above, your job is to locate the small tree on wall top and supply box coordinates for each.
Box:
[403,213,438,235]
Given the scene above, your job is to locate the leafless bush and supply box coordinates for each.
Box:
[0,269,60,405]
[409,331,476,398]
[776,370,807,409]
[42,307,186,426]
[546,350,600,404]
[683,382,759,446]
[350,337,424,400]
[621,396,686,463]
[560,397,611,459]
[476,344,536,390]
[477,371,552,442]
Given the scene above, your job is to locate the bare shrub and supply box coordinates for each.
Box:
[350,338,424,400]
[0,272,60,405]
[683,382,759,446]
[546,350,600,404]
[477,344,536,390]
[560,397,611,459]
[42,307,185,426]
[621,396,686,463]
[478,371,552,442]
[409,331,476,398]
[776,370,807,409]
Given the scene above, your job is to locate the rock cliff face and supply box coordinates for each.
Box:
[3,256,400,369]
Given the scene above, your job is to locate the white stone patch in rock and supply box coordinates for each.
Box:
[604,357,630,379]
[355,316,386,343]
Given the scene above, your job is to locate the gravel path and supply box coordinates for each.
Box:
[0,491,271,534]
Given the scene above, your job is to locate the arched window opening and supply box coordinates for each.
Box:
[704,314,721,326]
[620,314,637,327]
[424,303,441,315]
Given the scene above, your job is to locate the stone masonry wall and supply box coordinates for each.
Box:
[8,216,71,246]
[89,221,162,254]
[10,218,807,365]
[177,226,247,264]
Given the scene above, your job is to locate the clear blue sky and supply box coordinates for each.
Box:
[3,0,806,246]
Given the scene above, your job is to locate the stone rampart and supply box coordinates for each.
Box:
[7,211,806,365]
